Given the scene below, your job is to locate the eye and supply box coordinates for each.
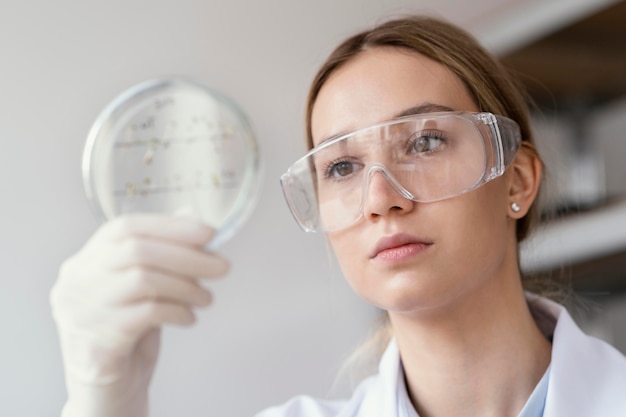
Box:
[408,131,445,154]
[325,159,362,179]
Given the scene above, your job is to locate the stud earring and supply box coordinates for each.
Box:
[511,202,521,213]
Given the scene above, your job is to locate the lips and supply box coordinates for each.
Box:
[370,233,433,260]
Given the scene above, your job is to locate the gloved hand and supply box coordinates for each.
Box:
[50,214,230,417]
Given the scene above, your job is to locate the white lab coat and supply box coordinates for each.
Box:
[256,294,626,417]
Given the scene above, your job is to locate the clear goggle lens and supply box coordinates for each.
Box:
[281,112,521,233]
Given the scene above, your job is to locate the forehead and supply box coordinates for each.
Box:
[311,47,478,147]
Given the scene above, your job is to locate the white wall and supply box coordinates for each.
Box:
[0,1,621,416]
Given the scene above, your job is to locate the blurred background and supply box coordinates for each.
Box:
[0,0,624,415]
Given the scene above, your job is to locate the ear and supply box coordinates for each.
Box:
[507,142,542,219]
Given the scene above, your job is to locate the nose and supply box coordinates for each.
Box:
[362,165,415,221]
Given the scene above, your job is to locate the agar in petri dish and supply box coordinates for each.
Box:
[82,77,261,248]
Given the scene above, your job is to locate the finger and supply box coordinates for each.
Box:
[60,305,196,360]
[137,327,161,363]
[112,267,214,307]
[111,238,230,278]
[91,213,216,248]
[120,302,197,335]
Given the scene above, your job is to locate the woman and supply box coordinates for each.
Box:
[51,15,626,417]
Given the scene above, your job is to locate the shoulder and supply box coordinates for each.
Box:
[254,342,402,417]
[528,294,626,416]
[551,300,626,389]
[253,378,378,417]
[253,395,349,417]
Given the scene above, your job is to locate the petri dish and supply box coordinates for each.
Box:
[82,77,261,248]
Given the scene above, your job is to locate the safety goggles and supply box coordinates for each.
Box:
[280,111,521,233]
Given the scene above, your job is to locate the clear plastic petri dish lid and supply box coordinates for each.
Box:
[82,77,262,248]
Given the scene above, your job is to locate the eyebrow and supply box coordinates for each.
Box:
[393,103,456,118]
[316,103,456,147]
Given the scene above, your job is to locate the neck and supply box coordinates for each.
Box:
[389,276,552,417]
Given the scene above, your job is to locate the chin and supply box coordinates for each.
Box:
[353,270,459,315]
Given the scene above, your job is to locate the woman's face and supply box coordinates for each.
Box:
[310,47,518,316]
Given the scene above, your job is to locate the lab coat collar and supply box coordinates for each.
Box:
[336,339,404,417]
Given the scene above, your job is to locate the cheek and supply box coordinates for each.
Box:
[438,181,512,267]
[328,233,360,278]
[327,231,376,300]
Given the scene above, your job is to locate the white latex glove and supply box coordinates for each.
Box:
[50,214,229,417]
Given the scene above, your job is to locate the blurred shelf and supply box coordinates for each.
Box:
[521,198,626,294]
[503,1,626,294]
[500,0,626,108]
